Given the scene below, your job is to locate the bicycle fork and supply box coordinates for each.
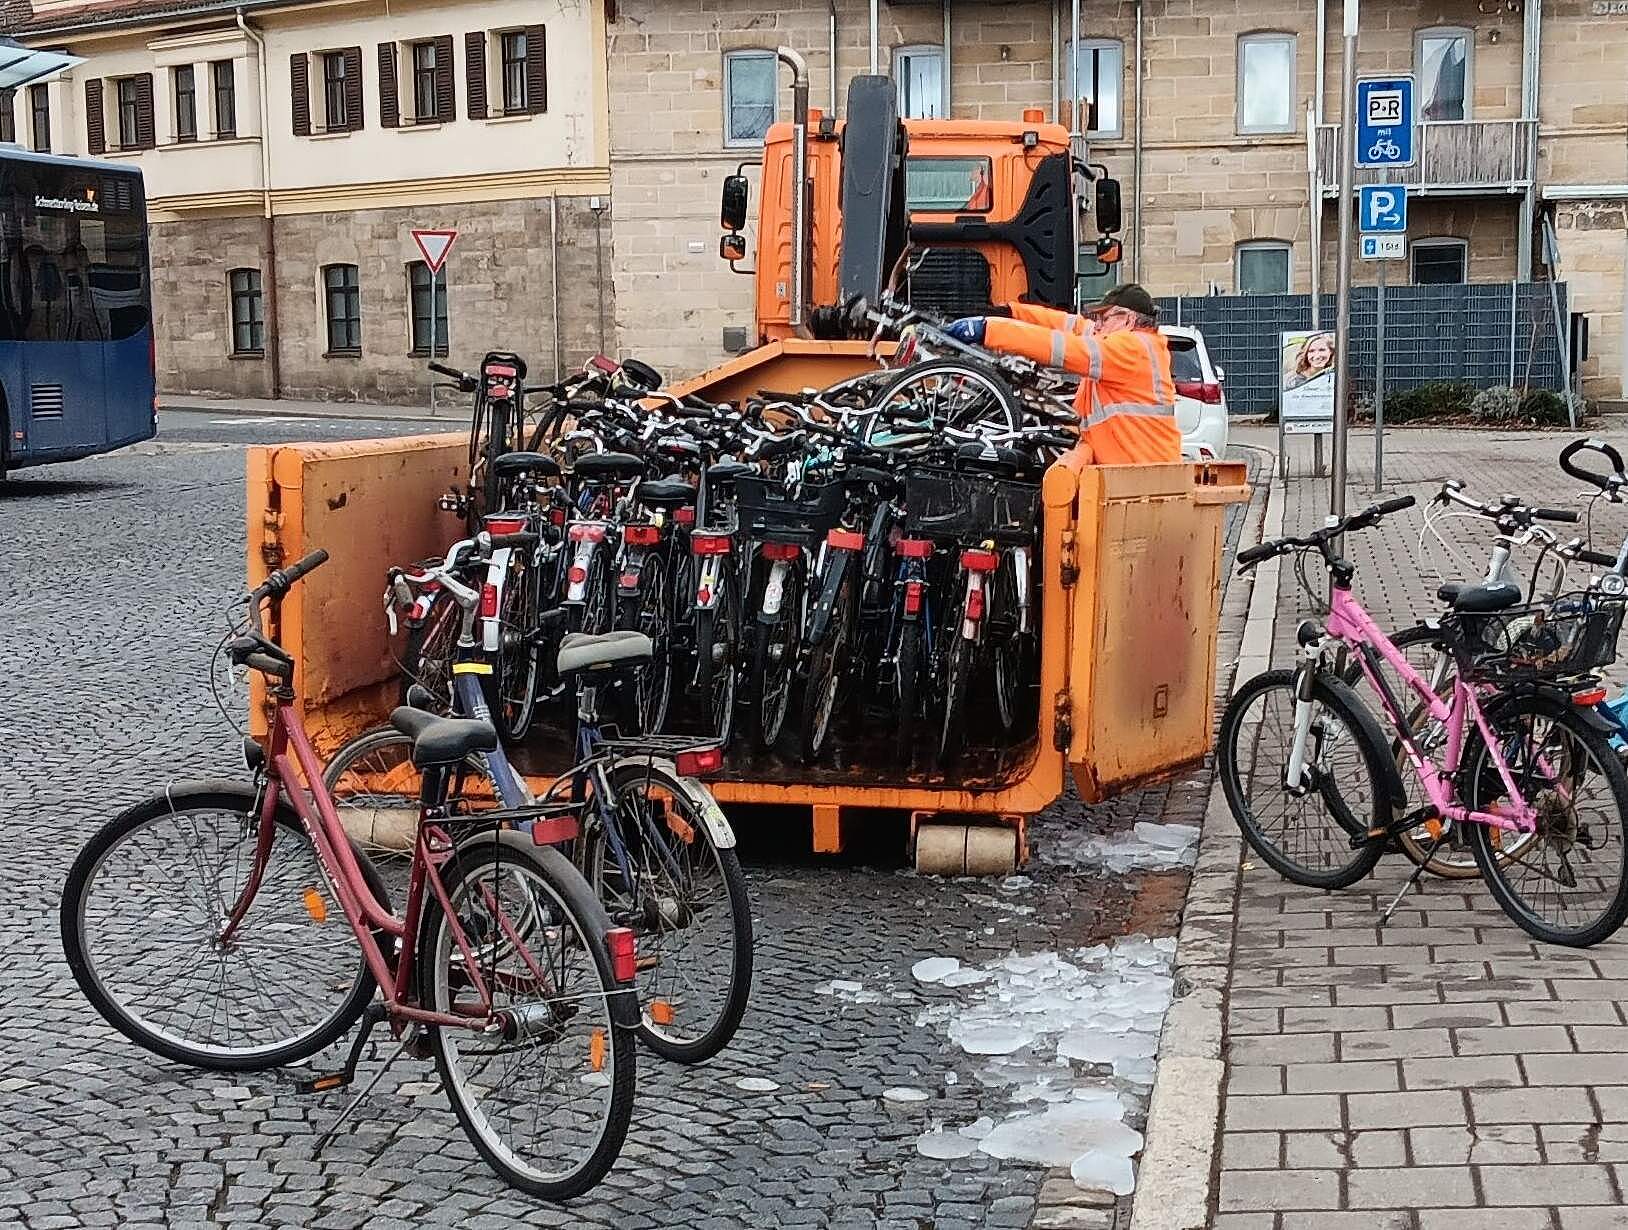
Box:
[1283,643,1323,792]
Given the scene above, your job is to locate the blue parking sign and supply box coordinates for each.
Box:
[1358,185,1407,233]
[1355,76,1415,169]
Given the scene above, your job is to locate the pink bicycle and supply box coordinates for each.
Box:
[1220,496,1628,946]
[60,549,640,1197]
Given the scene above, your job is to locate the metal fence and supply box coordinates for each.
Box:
[1156,282,1570,413]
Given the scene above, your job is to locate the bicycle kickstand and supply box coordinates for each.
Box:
[298,1003,408,1157]
[1379,826,1448,927]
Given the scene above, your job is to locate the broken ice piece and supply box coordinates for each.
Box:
[1000,875,1034,892]
[912,957,962,984]
[953,1024,1035,1056]
[826,979,863,994]
[916,1130,978,1160]
[736,1077,780,1093]
[1071,1150,1137,1196]
[940,967,991,989]
[944,1072,959,1086]
[883,1086,930,1104]
[1133,821,1200,850]
[1057,1028,1159,1066]
[977,1103,1146,1168]
[958,1116,997,1140]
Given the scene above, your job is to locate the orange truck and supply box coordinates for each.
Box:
[248,69,1247,875]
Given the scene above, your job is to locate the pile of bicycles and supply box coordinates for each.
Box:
[1219,436,1628,948]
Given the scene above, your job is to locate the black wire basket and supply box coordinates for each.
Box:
[902,466,1041,545]
[1448,591,1627,684]
[734,474,850,545]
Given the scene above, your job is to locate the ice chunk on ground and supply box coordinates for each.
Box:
[1043,822,1201,874]
[944,1072,959,1086]
[883,1086,930,1104]
[1000,874,1034,892]
[977,1103,1147,1168]
[913,956,962,984]
[951,1023,1035,1056]
[959,1116,996,1140]
[1057,1028,1159,1066]
[917,1130,978,1159]
[941,967,990,989]
[735,1077,779,1092]
[1071,1150,1137,1196]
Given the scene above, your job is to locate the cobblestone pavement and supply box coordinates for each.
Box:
[0,434,1253,1229]
[1219,426,1628,1229]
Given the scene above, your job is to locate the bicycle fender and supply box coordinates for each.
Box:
[759,559,793,620]
[617,547,646,594]
[481,547,511,653]
[1319,672,1409,809]
[1484,683,1618,738]
[806,551,851,646]
[615,757,737,850]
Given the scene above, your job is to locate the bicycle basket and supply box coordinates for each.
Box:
[902,467,1041,545]
[1449,591,1626,684]
[734,474,849,545]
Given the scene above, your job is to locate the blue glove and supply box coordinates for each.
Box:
[945,317,987,344]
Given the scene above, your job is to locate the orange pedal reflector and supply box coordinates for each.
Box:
[311,1074,344,1091]
[303,888,328,923]
[589,1028,606,1072]
[1424,818,1443,840]
[649,999,674,1026]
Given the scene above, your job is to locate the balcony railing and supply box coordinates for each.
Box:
[1315,119,1535,194]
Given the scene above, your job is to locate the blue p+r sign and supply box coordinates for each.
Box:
[1359,185,1407,234]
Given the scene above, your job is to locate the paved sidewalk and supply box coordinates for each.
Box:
[1215,427,1628,1229]
[161,392,469,423]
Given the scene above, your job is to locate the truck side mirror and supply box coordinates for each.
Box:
[721,174,750,232]
[1095,236,1123,266]
[1095,177,1123,236]
[719,233,747,262]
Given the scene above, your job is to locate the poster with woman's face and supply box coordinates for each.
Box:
[1280,331,1336,432]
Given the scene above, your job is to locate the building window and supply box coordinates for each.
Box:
[230,268,265,355]
[1411,238,1467,285]
[173,65,197,141]
[407,261,449,355]
[501,31,528,113]
[0,89,13,144]
[323,264,361,354]
[723,50,776,147]
[1417,27,1471,122]
[893,45,945,120]
[115,77,141,150]
[212,60,236,137]
[1237,33,1296,134]
[1237,241,1292,294]
[411,41,439,121]
[1078,253,1119,306]
[1063,39,1124,138]
[29,83,49,152]
[321,51,348,130]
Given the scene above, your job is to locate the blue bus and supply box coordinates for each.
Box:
[0,147,156,477]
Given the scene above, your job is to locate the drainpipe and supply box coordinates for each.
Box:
[1132,0,1144,280]
[1310,0,1325,328]
[869,0,879,74]
[1069,0,1081,143]
[941,0,951,118]
[236,8,279,397]
[828,0,839,115]
[1050,1,1060,122]
[1517,0,1542,279]
[549,194,562,379]
[776,47,810,331]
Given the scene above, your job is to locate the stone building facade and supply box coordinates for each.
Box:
[3,0,613,403]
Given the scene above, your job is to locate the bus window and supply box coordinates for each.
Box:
[905,156,993,213]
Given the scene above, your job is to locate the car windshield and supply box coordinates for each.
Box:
[1167,336,1203,383]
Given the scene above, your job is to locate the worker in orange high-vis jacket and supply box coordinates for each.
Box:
[943,284,1181,464]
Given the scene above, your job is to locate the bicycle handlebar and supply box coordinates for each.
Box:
[1559,437,1627,494]
[427,361,466,381]
[250,549,329,603]
[1236,495,1416,572]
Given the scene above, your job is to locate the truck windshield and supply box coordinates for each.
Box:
[905,157,993,213]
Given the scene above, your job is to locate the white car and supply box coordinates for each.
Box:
[1161,325,1228,462]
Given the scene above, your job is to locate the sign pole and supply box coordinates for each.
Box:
[1330,0,1359,523]
[1374,260,1386,490]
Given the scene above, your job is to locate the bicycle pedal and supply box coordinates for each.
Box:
[295,1071,352,1094]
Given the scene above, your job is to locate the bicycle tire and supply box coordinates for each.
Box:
[62,784,385,1072]
[600,761,754,1062]
[799,577,853,764]
[323,727,496,858]
[400,587,461,707]
[895,620,921,764]
[1218,669,1390,890]
[750,569,801,752]
[869,358,1021,441]
[489,553,541,742]
[938,632,973,767]
[616,564,673,736]
[1464,694,1628,947]
[420,831,635,1199]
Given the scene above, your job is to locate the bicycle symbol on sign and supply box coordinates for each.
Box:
[1366,137,1401,162]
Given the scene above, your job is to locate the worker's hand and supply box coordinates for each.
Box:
[945,317,987,344]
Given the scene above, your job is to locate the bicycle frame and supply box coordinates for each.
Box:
[1321,586,1539,834]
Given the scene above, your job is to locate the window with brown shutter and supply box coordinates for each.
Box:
[342,46,363,132]
[524,25,547,114]
[377,42,399,128]
[84,79,105,155]
[465,32,487,120]
[290,53,311,136]
[134,73,155,150]
[433,34,455,123]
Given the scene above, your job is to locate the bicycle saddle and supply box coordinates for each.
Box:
[708,459,756,485]
[389,707,498,768]
[638,478,697,508]
[1438,581,1523,613]
[557,630,653,675]
[492,451,562,479]
[574,452,647,482]
[954,441,1025,475]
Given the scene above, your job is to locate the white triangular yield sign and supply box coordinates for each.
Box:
[411,228,458,274]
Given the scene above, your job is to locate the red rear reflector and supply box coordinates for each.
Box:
[486,382,513,399]
[483,363,518,379]
[675,746,725,777]
[675,507,696,526]
[1573,687,1608,706]
[897,538,934,560]
[965,587,985,621]
[620,571,640,589]
[897,335,918,365]
[530,814,581,845]
[589,354,620,374]
[479,583,499,618]
[549,507,567,527]
[828,528,864,551]
[606,927,637,983]
[696,587,712,605]
[624,524,660,546]
[961,548,999,573]
[903,580,923,615]
[485,517,526,535]
[569,523,607,543]
[568,565,587,585]
[692,534,732,556]
[762,542,801,561]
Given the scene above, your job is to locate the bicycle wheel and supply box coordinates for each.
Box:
[895,619,921,764]
[578,549,614,636]
[400,588,460,707]
[421,832,635,1199]
[1464,694,1628,947]
[694,571,738,745]
[750,568,801,752]
[938,631,974,767]
[990,555,1030,736]
[870,359,1021,440]
[617,560,674,736]
[61,785,382,1071]
[799,576,854,764]
[1217,669,1390,889]
[323,727,496,865]
[592,761,754,1062]
[490,553,542,742]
